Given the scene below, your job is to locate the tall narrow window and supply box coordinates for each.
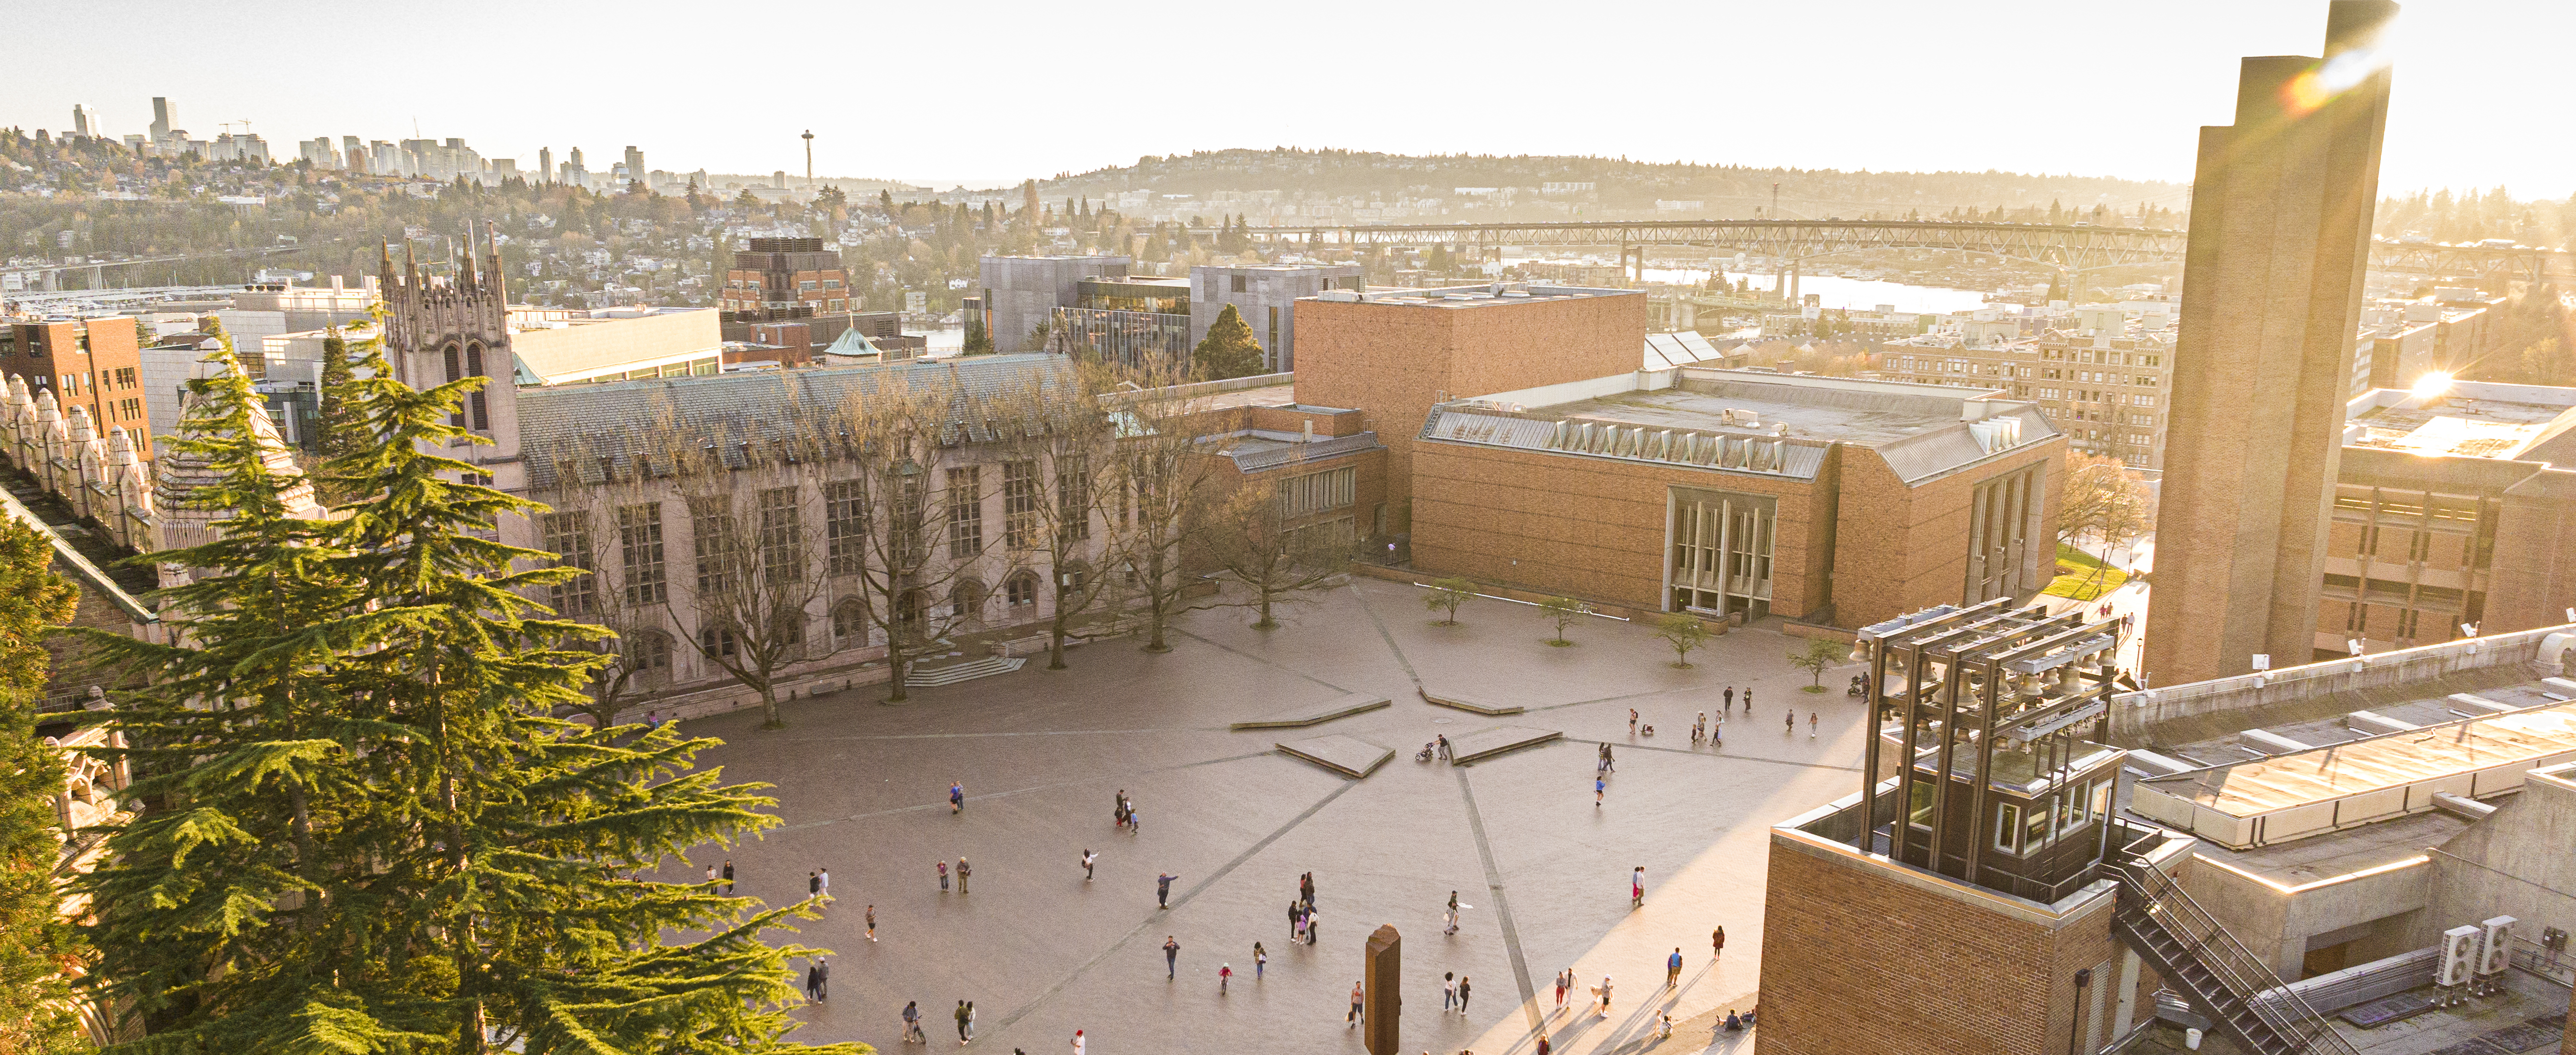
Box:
[1004,460,1040,549]
[464,342,489,430]
[1056,455,1091,547]
[617,503,665,606]
[542,511,595,615]
[442,343,465,427]
[691,496,737,593]
[759,486,802,586]
[825,479,867,576]
[947,466,983,557]
[892,471,926,566]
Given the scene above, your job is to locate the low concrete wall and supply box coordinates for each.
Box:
[2111,622,2576,744]
[1345,562,1726,631]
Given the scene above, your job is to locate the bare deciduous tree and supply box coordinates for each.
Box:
[1202,470,1359,631]
[829,373,980,704]
[1095,356,1234,653]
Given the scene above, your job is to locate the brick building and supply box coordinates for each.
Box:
[2,319,155,461]
[1293,286,2065,629]
[2146,0,2398,688]
[1882,322,2174,470]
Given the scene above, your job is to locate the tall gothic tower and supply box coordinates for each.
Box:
[379,225,523,489]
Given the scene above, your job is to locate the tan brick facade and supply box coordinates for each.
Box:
[1292,292,1644,525]
[1757,833,2164,1055]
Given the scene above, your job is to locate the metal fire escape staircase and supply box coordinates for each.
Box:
[2105,853,2360,1055]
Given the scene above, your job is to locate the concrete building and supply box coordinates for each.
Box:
[2121,625,2576,983]
[2147,0,2399,688]
[2314,380,2576,655]
[2357,288,2509,396]
[1189,263,1365,372]
[978,255,1133,354]
[1050,274,1191,364]
[3,319,154,462]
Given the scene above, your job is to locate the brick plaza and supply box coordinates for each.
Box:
[671,579,1868,1055]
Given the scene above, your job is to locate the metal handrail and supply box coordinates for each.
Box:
[2109,854,2360,1055]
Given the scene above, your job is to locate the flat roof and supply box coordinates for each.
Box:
[1324,285,1637,309]
[1420,369,2055,485]
[2140,697,2576,820]
[2345,383,2576,461]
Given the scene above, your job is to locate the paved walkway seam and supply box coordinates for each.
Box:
[1567,738,1863,773]
[1348,581,1425,691]
[1455,766,1544,1037]
[983,776,1361,1040]
[1171,626,1353,692]
[772,749,1278,833]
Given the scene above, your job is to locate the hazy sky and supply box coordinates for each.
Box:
[7,0,2569,198]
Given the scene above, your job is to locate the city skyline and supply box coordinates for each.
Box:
[6,0,2573,198]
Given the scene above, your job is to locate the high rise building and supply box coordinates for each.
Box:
[148,96,174,140]
[536,147,552,185]
[723,238,852,319]
[71,105,90,138]
[623,146,645,190]
[341,136,364,173]
[561,147,586,188]
[2143,0,2397,687]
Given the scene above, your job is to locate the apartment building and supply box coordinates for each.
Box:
[1,319,155,461]
[1881,323,2174,470]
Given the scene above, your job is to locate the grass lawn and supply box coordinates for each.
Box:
[2042,542,2129,601]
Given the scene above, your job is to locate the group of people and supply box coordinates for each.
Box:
[1288,871,1320,945]
[1112,789,1141,832]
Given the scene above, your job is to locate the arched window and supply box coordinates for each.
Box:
[441,342,465,427]
[699,625,739,662]
[626,631,674,685]
[463,341,490,430]
[1005,572,1040,610]
[950,579,986,626]
[895,590,929,641]
[832,600,868,641]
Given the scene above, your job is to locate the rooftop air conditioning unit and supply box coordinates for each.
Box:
[2436,925,2481,998]
[2474,916,2516,990]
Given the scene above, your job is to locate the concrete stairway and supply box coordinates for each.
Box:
[905,655,1025,688]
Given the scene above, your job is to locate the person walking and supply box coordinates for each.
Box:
[814,956,829,1002]
[951,781,966,814]
[938,860,949,892]
[1127,802,1141,833]
[1442,972,1457,1012]
[867,904,877,942]
[1809,711,1819,738]
[808,870,821,899]
[1595,775,1605,806]
[956,858,970,895]
[1254,942,1267,980]
[1602,743,1615,772]
[1554,968,1568,1012]
[1082,849,1096,882]
[1070,1030,1085,1055]
[1595,976,1613,1018]
[1744,687,1753,715]
[1713,711,1725,747]
[706,863,719,887]
[1785,710,1795,735]
[1692,711,1707,744]
[1457,975,1472,1015]
[1667,947,1683,988]
[1632,866,1646,908]
[1713,925,1726,958]
[965,1001,976,1043]
[1157,872,1178,908]
[818,868,830,901]
[1724,686,1733,714]
[1219,963,1232,993]
[1349,981,1365,1027]
[903,1001,925,1044]
[804,960,820,1002]
[1628,708,1639,735]
[722,859,735,895]
[1163,936,1181,979]
[1536,1035,1551,1055]
[954,1000,970,1045]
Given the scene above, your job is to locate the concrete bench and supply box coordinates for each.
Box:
[1447,725,1562,765]
[1419,687,1524,716]
[1276,734,1395,779]
[1229,693,1393,731]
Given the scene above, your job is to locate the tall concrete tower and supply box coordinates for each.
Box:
[537,147,552,185]
[2143,0,2396,687]
[149,97,174,140]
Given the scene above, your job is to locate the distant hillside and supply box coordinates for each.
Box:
[1031,148,2191,219]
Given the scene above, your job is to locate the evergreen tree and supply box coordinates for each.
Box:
[1191,304,1266,380]
[313,328,363,468]
[79,350,855,1053]
[0,517,85,1055]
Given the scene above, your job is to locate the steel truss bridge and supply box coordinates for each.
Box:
[1231,219,2573,283]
